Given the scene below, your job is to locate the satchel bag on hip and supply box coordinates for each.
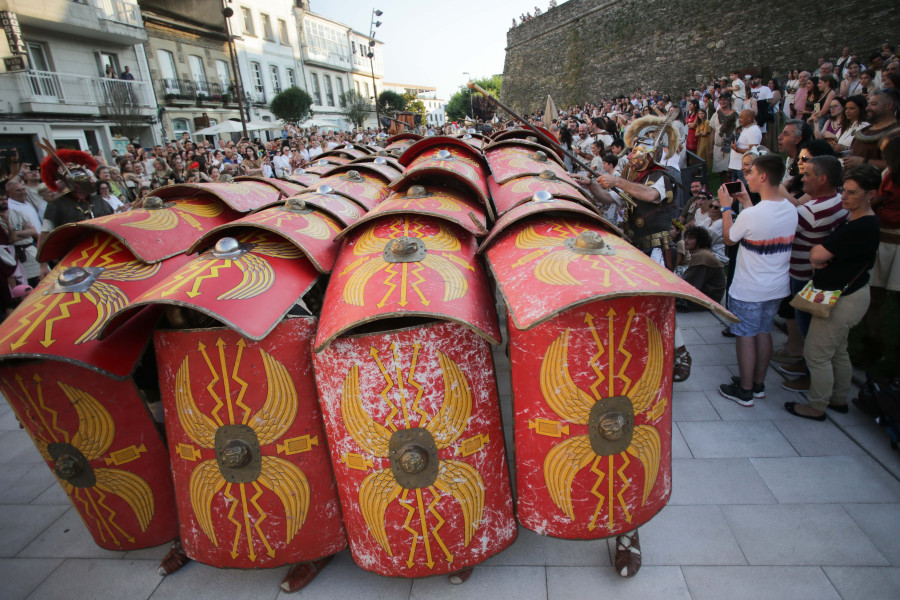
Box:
[789,267,867,319]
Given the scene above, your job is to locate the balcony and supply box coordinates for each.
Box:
[11,70,155,116]
[161,79,236,106]
[302,46,350,71]
[7,0,146,45]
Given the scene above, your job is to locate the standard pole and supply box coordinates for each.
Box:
[467,81,598,177]
[223,4,249,139]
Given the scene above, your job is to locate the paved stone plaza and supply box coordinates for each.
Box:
[1,310,898,600]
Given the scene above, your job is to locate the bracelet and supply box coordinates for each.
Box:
[721,207,732,212]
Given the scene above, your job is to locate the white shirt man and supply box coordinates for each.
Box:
[728,110,762,172]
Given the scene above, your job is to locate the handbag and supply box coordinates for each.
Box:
[789,267,867,318]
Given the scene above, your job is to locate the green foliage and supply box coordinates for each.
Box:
[269,87,314,126]
[339,90,373,129]
[445,75,503,121]
[376,90,407,115]
[403,92,427,117]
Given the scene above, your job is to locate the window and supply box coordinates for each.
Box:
[157,49,179,94]
[336,78,344,102]
[215,59,230,88]
[309,73,321,105]
[188,55,208,94]
[304,21,349,59]
[241,7,255,36]
[364,82,370,98]
[356,80,361,93]
[270,65,281,94]
[278,19,289,44]
[260,13,274,41]
[172,118,191,138]
[250,61,264,94]
[286,68,296,88]
[324,74,334,106]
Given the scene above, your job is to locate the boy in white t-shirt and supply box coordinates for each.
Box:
[718,154,799,406]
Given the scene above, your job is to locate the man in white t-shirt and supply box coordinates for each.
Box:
[728,110,762,182]
[717,154,798,407]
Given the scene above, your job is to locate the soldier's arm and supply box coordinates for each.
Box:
[598,175,661,203]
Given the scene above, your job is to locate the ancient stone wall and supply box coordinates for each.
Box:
[502,0,900,113]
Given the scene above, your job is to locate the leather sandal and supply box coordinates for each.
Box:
[615,529,642,578]
[280,555,334,593]
[157,540,189,576]
[448,566,475,584]
[673,346,692,382]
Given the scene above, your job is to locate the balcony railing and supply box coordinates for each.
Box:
[162,78,230,102]
[15,70,154,108]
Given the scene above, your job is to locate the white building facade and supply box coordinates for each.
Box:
[383,82,447,127]
[0,0,159,168]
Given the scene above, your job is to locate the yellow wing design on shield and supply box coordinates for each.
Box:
[60,381,114,460]
[359,468,402,555]
[123,209,178,231]
[77,280,129,344]
[515,224,568,250]
[341,365,392,456]
[343,257,385,306]
[189,459,226,545]
[94,468,155,531]
[251,240,305,260]
[422,224,461,253]
[425,351,472,449]
[353,225,389,256]
[628,319,663,416]
[175,357,217,448]
[433,460,485,546]
[295,214,333,240]
[421,253,468,302]
[217,253,274,301]
[102,261,162,281]
[251,349,298,445]
[543,435,595,520]
[258,456,310,542]
[177,201,226,217]
[627,425,661,505]
[540,329,594,424]
[533,251,582,286]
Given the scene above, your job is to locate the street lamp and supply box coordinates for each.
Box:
[368,8,383,133]
[463,72,474,121]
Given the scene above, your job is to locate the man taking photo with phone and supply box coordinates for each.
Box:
[717,154,798,407]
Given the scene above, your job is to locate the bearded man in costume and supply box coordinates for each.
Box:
[580,115,693,382]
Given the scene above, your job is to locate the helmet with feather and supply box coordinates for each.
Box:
[38,139,98,198]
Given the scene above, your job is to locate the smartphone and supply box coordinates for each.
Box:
[724,181,742,195]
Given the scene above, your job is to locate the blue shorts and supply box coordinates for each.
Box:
[728,297,782,337]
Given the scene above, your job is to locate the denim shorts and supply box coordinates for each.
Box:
[728,297,782,337]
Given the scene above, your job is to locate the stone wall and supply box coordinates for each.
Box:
[502,0,900,113]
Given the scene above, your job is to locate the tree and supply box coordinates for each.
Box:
[403,92,426,117]
[339,90,373,129]
[270,87,314,126]
[377,90,406,115]
[445,75,502,121]
[105,84,150,142]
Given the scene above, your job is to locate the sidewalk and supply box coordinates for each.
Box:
[1,310,898,599]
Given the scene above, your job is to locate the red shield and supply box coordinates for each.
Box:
[38,198,238,263]
[314,216,500,351]
[0,233,191,376]
[234,176,306,197]
[282,191,365,228]
[485,145,572,185]
[0,361,179,550]
[110,230,320,341]
[286,171,322,188]
[305,170,389,211]
[335,185,488,241]
[340,156,405,182]
[155,318,346,568]
[304,157,351,174]
[312,320,516,576]
[189,203,343,274]
[509,296,674,538]
[153,182,282,213]
[487,173,594,217]
[392,139,490,214]
[483,216,735,330]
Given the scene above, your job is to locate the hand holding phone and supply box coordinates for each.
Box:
[723,181,742,195]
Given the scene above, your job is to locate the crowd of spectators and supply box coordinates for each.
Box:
[511,1,557,28]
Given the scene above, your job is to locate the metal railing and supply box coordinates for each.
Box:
[16,70,153,107]
[161,79,230,102]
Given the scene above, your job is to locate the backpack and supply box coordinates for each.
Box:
[855,375,900,450]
